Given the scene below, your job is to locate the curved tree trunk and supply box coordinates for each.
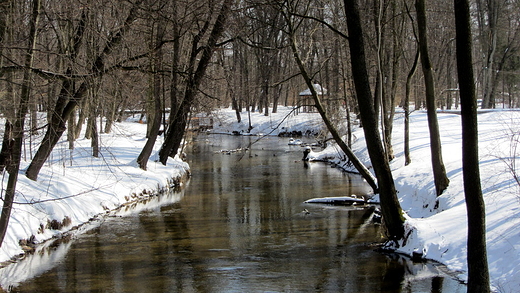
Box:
[158,0,232,165]
[26,2,142,181]
[344,0,404,240]
[454,0,490,291]
[137,15,165,170]
[137,89,162,170]
[288,30,379,194]
[416,0,450,196]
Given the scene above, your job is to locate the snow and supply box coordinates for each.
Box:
[0,118,189,267]
[1,105,519,292]
[210,106,520,292]
[298,83,327,96]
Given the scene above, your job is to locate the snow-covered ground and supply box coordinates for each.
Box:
[0,105,519,292]
[211,106,520,293]
[0,118,190,267]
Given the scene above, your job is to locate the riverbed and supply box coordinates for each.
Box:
[1,134,465,292]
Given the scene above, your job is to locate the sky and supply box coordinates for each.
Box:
[0,106,519,292]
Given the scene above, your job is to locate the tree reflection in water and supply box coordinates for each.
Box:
[2,135,465,292]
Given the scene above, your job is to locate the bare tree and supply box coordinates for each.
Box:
[477,0,500,109]
[25,1,144,181]
[344,0,404,240]
[137,2,166,170]
[454,0,490,291]
[281,0,379,194]
[158,0,233,164]
[0,0,40,247]
[0,0,14,173]
[416,0,450,197]
[404,49,420,166]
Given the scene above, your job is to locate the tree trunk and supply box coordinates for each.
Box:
[104,98,117,134]
[159,97,190,165]
[416,0,450,196]
[374,0,384,152]
[137,82,162,170]
[344,0,404,240]
[0,0,13,156]
[404,49,420,166]
[226,47,241,123]
[0,121,14,173]
[169,2,180,126]
[25,81,83,181]
[0,0,40,247]
[137,17,165,170]
[263,82,269,116]
[74,96,88,140]
[288,28,379,194]
[158,0,232,165]
[67,108,76,150]
[231,95,242,123]
[87,85,100,158]
[383,1,402,162]
[90,111,99,158]
[477,0,499,109]
[454,0,490,291]
[25,2,142,181]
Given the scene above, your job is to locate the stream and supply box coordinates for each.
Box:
[1,134,465,292]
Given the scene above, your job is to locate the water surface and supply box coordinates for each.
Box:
[3,134,465,292]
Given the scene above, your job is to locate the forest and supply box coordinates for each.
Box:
[1,0,519,291]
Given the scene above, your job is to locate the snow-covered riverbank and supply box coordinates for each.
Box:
[1,105,519,292]
[211,106,520,292]
[0,119,189,267]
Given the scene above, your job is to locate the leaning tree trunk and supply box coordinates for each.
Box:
[344,0,404,240]
[159,97,190,165]
[137,86,162,170]
[137,18,165,170]
[287,27,379,194]
[25,2,142,181]
[454,0,490,291]
[416,0,450,196]
[158,0,232,165]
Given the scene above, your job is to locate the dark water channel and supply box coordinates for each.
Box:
[3,134,465,292]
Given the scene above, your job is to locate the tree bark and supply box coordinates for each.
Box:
[0,0,40,247]
[454,0,490,291]
[137,16,165,170]
[26,2,142,180]
[344,0,404,240]
[158,0,232,164]
[0,0,15,169]
[477,0,499,109]
[74,96,89,140]
[383,1,402,162]
[288,26,379,194]
[67,108,76,150]
[0,121,13,173]
[404,49,420,166]
[137,84,162,170]
[90,110,99,158]
[415,0,450,196]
